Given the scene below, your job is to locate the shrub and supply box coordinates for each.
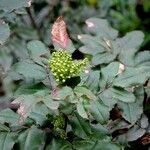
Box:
[0,1,150,150]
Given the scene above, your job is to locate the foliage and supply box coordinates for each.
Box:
[0,0,150,150]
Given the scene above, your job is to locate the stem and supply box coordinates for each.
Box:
[26,7,44,42]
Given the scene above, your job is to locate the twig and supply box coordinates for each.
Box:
[26,7,44,42]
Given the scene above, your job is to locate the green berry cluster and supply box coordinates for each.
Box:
[49,49,88,83]
[53,115,64,129]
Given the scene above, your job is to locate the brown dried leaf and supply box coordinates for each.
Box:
[51,16,69,48]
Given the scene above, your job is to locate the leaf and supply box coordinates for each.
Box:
[99,62,119,88]
[51,16,75,53]
[77,98,88,119]
[29,103,51,126]
[45,138,72,150]
[12,95,40,121]
[92,52,117,65]
[12,60,46,82]
[0,47,12,72]
[0,124,10,132]
[52,86,74,101]
[126,125,146,142]
[0,22,10,45]
[110,87,136,103]
[14,83,48,96]
[117,87,144,124]
[116,31,144,50]
[81,70,100,93]
[114,66,150,87]
[85,18,118,39]
[88,100,109,124]
[73,139,122,150]
[135,51,150,67]
[0,0,30,12]
[27,40,49,65]
[43,95,59,110]
[0,132,17,150]
[69,113,92,139]
[0,108,20,125]
[17,126,45,150]
[74,86,96,100]
[78,34,106,55]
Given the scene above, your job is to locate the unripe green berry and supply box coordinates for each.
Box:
[49,49,88,84]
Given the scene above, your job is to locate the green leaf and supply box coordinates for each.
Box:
[92,52,117,65]
[27,40,49,65]
[0,132,17,150]
[73,139,122,150]
[135,51,150,67]
[69,113,92,139]
[12,94,40,120]
[0,23,10,45]
[118,87,144,124]
[52,86,73,100]
[43,95,59,110]
[0,0,30,12]
[0,108,20,125]
[81,70,100,93]
[0,47,12,72]
[79,34,106,55]
[110,87,136,103]
[29,103,51,126]
[117,31,144,66]
[116,31,144,50]
[85,18,118,39]
[17,126,45,150]
[14,83,48,96]
[88,100,109,124]
[125,125,145,142]
[77,98,88,119]
[54,39,75,54]
[45,138,72,150]
[99,62,119,88]
[98,88,117,109]
[0,124,10,132]
[114,66,150,87]
[74,86,96,100]
[12,60,46,82]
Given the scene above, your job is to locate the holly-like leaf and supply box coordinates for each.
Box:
[45,138,72,150]
[12,60,47,82]
[74,86,97,100]
[69,113,92,139]
[77,98,88,119]
[27,40,49,65]
[81,70,100,93]
[0,132,17,150]
[0,108,20,125]
[0,0,30,12]
[99,62,119,88]
[17,126,45,150]
[114,66,150,87]
[85,18,118,39]
[117,87,144,124]
[92,52,117,65]
[88,100,109,124]
[0,22,10,45]
[73,139,122,150]
[78,34,106,55]
[29,103,51,126]
[51,86,74,101]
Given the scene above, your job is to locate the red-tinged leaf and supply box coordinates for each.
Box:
[51,16,69,48]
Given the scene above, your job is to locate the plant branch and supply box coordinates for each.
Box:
[26,7,44,42]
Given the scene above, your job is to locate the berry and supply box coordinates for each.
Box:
[49,49,88,84]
